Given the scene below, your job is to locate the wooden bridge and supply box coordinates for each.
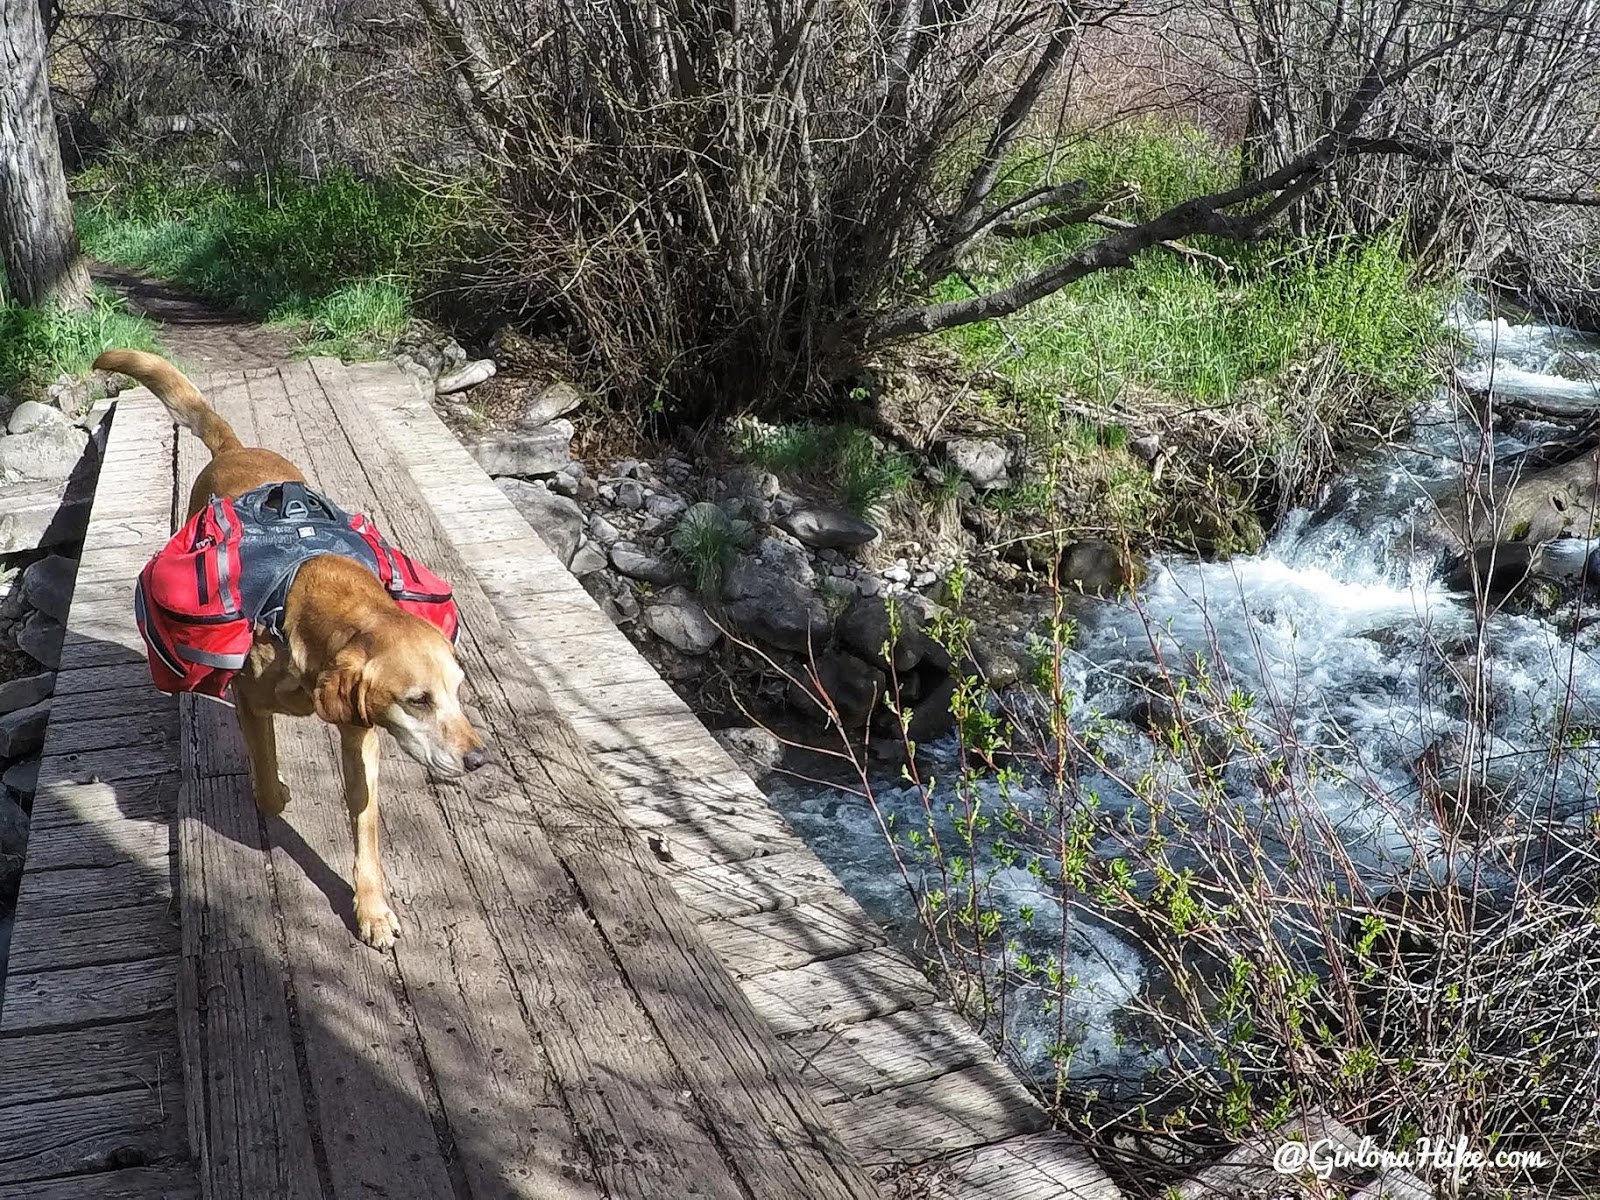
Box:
[0,359,1119,1200]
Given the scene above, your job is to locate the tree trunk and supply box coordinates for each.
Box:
[0,0,90,310]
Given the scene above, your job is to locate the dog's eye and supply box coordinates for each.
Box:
[406,691,435,710]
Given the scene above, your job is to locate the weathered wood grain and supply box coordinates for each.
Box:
[3,900,176,974]
[321,358,879,1200]
[742,948,940,1036]
[703,899,886,978]
[832,1061,1050,1167]
[12,857,171,919]
[288,361,745,1200]
[0,1088,189,1184]
[185,365,444,1200]
[911,1131,1121,1200]
[674,847,847,920]
[0,1013,181,1110]
[0,1165,200,1200]
[277,355,600,1200]
[0,956,175,1034]
[783,1006,992,1106]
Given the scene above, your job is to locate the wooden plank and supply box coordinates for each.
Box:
[283,362,740,1200]
[0,953,175,1034]
[1177,1107,1360,1200]
[0,1165,200,1200]
[265,365,600,1200]
[831,1061,1050,1167]
[25,773,174,832]
[621,800,808,870]
[321,359,877,1199]
[702,900,884,978]
[0,1013,181,1110]
[39,743,178,785]
[743,948,939,1036]
[185,949,324,1200]
[783,1007,992,1106]
[41,706,178,757]
[174,750,321,1200]
[4,900,176,974]
[913,1131,1121,1200]
[12,858,171,919]
[52,661,157,698]
[674,848,846,920]
[0,1088,189,1185]
[18,818,171,874]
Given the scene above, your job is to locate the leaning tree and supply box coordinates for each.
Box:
[1,0,91,309]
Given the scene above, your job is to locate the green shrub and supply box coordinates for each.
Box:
[0,291,159,395]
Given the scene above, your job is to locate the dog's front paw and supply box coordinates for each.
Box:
[356,900,401,950]
[253,777,291,816]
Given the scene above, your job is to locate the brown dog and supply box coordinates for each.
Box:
[97,350,486,949]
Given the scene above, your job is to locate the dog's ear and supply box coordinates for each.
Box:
[314,644,372,727]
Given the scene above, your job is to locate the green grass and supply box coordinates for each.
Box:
[672,505,745,595]
[76,166,469,359]
[736,421,918,517]
[941,123,1445,415]
[0,290,160,396]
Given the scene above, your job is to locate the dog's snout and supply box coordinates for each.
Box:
[463,747,489,773]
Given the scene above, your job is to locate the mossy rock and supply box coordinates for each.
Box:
[1166,485,1265,558]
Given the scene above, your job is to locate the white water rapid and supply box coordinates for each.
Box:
[766,307,1600,1083]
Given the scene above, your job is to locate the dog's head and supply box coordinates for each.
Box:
[314,616,487,778]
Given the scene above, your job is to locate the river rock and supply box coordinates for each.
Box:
[496,479,583,566]
[837,592,949,674]
[790,651,887,725]
[586,516,620,549]
[944,437,1009,489]
[0,698,50,760]
[521,381,585,427]
[1060,538,1144,596]
[610,542,679,586]
[0,792,27,854]
[965,632,1025,689]
[712,726,783,781]
[723,537,831,651]
[48,373,94,418]
[568,541,608,578]
[777,506,879,550]
[0,673,52,716]
[642,588,721,655]
[2,758,39,799]
[467,419,573,477]
[722,466,781,502]
[646,492,687,521]
[7,400,70,435]
[17,610,64,668]
[0,478,93,555]
[0,423,91,484]
[906,676,958,742]
[21,554,77,622]
[435,359,497,395]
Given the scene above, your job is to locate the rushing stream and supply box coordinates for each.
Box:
[766,307,1600,1084]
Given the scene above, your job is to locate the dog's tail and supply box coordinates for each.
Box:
[93,349,242,456]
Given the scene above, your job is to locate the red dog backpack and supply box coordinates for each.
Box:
[134,481,459,698]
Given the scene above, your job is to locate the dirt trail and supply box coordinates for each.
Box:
[92,264,296,372]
